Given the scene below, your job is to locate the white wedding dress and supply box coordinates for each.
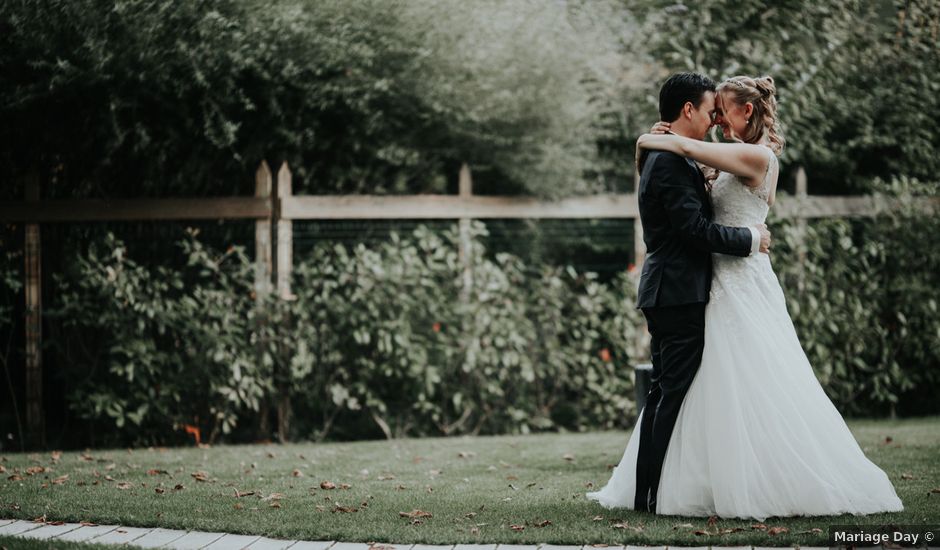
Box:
[585,146,904,520]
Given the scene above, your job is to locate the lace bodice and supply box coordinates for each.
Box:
[709,145,780,299]
[709,145,778,227]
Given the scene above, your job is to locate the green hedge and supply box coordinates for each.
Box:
[769,179,940,417]
[23,222,640,446]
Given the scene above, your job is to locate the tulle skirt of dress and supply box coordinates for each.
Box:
[585,253,904,520]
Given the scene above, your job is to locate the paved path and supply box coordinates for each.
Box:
[0,518,829,549]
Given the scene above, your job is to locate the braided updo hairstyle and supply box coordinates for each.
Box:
[716,75,785,155]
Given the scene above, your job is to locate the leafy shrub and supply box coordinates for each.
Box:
[770,178,940,416]
[45,222,643,445]
[46,229,275,446]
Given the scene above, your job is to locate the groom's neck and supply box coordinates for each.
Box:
[667,120,699,140]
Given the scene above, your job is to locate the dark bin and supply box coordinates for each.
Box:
[634,362,653,413]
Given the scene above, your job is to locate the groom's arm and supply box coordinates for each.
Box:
[651,153,755,257]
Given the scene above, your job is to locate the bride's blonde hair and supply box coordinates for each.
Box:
[716,75,785,155]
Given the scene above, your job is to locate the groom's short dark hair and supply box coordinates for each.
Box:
[659,72,716,122]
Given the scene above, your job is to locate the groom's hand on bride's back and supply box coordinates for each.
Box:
[755,223,771,254]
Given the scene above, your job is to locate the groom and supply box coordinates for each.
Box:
[633,72,771,513]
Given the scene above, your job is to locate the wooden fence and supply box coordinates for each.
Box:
[2,161,937,447]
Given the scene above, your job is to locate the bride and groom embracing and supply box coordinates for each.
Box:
[586,72,904,520]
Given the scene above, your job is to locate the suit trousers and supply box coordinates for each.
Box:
[633,301,706,513]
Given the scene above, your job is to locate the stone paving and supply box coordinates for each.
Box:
[0,518,834,549]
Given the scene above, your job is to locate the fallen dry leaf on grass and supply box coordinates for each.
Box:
[116,482,132,490]
[25,466,46,475]
[377,474,395,480]
[768,526,789,535]
[399,509,432,519]
[79,522,96,527]
[509,524,525,532]
[52,475,68,485]
[694,527,745,536]
[292,469,304,477]
[191,471,209,482]
[333,504,357,513]
[155,488,165,494]
[901,473,914,480]
[320,481,336,489]
[147,469,169,476]
[562,453,575,462]
[534,519,552,527]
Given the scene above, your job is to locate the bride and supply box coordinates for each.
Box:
[585,75,904,520]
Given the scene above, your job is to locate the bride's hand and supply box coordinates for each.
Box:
[699,164,720,191]
[701,165,720,182]
[650,121,671,134]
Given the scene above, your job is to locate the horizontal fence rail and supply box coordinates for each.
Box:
[2,194,937,223]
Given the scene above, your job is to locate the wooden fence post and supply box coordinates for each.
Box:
[458,163,473,300]
[254,161,273,440]
[24,172,45,450]
[457,163,478,375]
[795,166,808,293]
[276,162,293,301]
[255,161,274,298]
[275,161,293,443]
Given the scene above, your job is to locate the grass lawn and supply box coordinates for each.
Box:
[0,534,118,550]
[1,416,938,547]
